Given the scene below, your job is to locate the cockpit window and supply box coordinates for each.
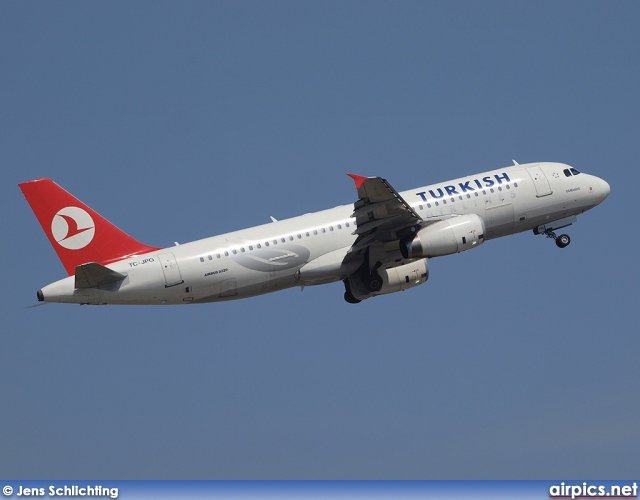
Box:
[564,168,582,177]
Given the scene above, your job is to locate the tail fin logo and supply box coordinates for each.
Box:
[51,207,95,250]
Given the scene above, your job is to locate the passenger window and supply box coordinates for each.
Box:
[208,255,212,260]
[232,249,237,254]
[216,254,221,258]
[297,234,302,239]
[249,245,253,250]
[200,257,204,262]
[265,242,269,247]
[241,248,245,252]
[224,251,229,256]
[281,238,285,243]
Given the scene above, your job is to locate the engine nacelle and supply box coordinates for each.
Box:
[401,214,485,259]
[348,259,429,301]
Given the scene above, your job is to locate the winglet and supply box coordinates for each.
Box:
[348,173,368,189]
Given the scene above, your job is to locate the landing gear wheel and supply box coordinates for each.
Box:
[365,271,383,292]
[556,234,571,248]
[343,279,361,304]
[540,227,571,249]
[361,258,383,293]
[344,291,361,304]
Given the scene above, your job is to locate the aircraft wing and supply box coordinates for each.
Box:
[347,174,422,253]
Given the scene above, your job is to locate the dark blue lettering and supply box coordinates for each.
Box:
[483,176,495,187]
[417,192,427,202]
[494,172,511,184]
[474,179,483,189]
[445,185,458,196]
[458,181,475,192]
[429,188,445,199]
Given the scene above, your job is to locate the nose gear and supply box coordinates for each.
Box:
[536,227,571,248]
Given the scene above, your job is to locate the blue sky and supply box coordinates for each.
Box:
[1,1,638,479]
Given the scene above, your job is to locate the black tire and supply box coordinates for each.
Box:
[556,234,571,248]
[344,291,361,304]
[343,279,362,303]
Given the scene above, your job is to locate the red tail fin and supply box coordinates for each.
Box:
[19,178,160,275]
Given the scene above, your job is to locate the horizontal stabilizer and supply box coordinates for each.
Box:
[75,262,126,289]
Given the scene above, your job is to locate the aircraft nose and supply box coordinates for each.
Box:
[600,178,610,201]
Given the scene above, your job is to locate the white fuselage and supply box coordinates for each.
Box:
[39,162,610,305]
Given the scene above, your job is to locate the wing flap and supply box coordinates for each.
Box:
[352,214,403,235]
[350,200,392,219]
[348,175,421,244]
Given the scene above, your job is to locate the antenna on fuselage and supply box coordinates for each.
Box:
[512,159,520,165]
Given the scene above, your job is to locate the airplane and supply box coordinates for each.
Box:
[19,161,610,305]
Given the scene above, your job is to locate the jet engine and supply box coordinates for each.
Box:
[346,259,429,302]
[401,214,485,259]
